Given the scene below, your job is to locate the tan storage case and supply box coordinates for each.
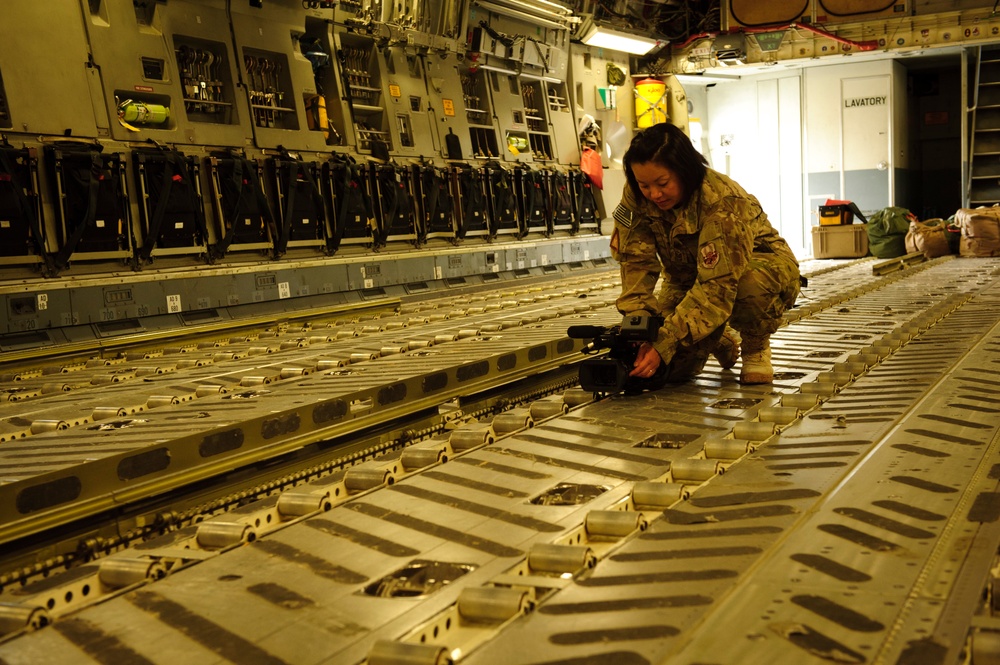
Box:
[812,224,869,259]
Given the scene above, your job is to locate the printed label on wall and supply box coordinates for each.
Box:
[843,95,886,107]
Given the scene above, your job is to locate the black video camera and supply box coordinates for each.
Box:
[567,313,665,393]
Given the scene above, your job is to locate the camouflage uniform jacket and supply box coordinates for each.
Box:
[610,169,798,362]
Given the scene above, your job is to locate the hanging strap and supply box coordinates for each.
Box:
[486,168,499,236]
[520,169,533,232]
[387,166,413,236]
[138,150,191,262]
[523,170,544,236]
[418,167,434,243]
[375,166,398,244]
[358,163,379,241]
[54,148,105,270]
[572,170,586,234]
[189,157,210,256]
[330,160,371,250]
[575,171,602,235]
[423,166,452,238]
[553,172,573,225]
[532,170,552,236]
[457,170,470,240]
[327,161,350,253]
[275,151,326,255]
[213,158,246,258]
[437,170,454,230]
[491,167,518,236]
[276,160,299,255]
[458,169,484,239]
[214,158,272,257]
[301,160,325,242]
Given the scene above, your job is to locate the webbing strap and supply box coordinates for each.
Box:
[138,151,187,261]
[54,149,105,269]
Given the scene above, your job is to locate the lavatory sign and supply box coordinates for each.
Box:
[844,95,887,107]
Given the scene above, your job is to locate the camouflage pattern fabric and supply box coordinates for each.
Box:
[610,169,799,368]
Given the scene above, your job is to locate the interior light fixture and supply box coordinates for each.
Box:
[581,25,661,55]
[673,72,743,84]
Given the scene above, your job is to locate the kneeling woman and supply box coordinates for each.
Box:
[610,122,800,385]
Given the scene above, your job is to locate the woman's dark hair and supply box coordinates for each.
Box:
[623,122,708,205]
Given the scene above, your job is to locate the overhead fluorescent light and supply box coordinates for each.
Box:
[673,72,742,84]
[581,25,661,55]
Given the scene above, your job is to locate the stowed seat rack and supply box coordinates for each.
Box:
[268,152,329,256]
[206,153,274,259]
[132,146,208,262]
[45,142,133,269]
[0,143,50,269]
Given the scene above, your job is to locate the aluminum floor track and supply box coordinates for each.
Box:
[2,256,1000,665]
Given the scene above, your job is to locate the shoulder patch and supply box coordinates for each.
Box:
[613,204,633,228]
[700,241,720,269]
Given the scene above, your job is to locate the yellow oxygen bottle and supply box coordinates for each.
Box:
[119,101,170,124]
[634,78,667,128]
[117,99,170,131]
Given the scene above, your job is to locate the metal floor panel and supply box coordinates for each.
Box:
[2,258,1000,664]
[460,262,1000,665]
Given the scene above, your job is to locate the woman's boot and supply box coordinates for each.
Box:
[740,334,772,384]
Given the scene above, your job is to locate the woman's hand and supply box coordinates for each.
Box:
[628,342,662,378]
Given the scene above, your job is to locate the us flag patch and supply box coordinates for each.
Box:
[613,204,633,228]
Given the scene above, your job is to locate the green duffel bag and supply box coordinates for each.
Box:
[866,206,913,258]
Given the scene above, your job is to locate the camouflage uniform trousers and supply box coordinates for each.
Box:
[655,251,800,383]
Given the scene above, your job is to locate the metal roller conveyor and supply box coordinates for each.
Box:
[97,558,167,589]
[2,258,1000,665]
[0,273,623,548]
[631,481,691,507]
[194,521,256,550]
[368,642,452,665]
[527,544,598,576]
[670,458,726,483]
[455,587,533,623]
[703,438,753,460]
[0,604,49,637]
[584,510,647,539]
[275,489,333,518]
[400,446,448,471]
